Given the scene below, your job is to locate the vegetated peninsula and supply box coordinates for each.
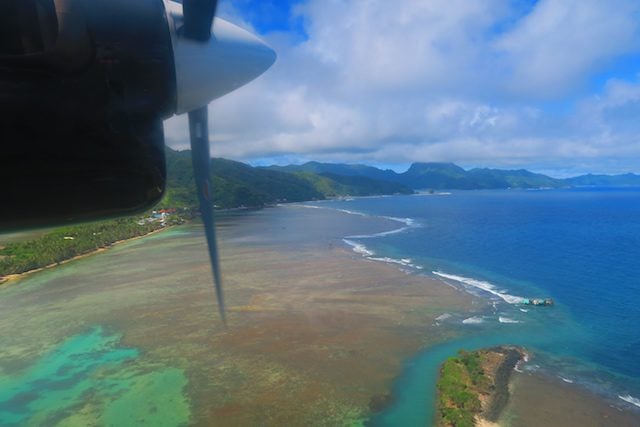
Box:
[436,347,524,427]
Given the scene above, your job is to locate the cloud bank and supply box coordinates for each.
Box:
[164,0,640,174]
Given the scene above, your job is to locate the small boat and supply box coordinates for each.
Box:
[522,298,554,306]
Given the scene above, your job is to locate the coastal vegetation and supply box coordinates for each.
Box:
[0,149,411,279]
[0,214,186,277]
[437,351,484,427]
[436,347,523,427]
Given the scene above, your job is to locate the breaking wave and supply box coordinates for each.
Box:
[619,395,640,408]
[328,207,425,272]
[335,208,369,217]
[342,238,425,271]
[462,316,484,324]
[498,316,521,324]
[432,271,525,304]
[435,313,452,322]
[347,216,417,239]
[342,239,374,257]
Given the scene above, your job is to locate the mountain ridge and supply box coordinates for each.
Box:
[265,161,640,190]
[160,148,412,209]
[163,149,640,210]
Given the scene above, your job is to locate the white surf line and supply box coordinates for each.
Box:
[432,271,525,305]
[290,203,426,272]
[499,316,521,324]
[462,316,484,324]
[619,394,640,408]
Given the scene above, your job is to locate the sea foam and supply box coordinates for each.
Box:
[498,316,521,324]
[619,395,640,408]
[342,239,375,257]
[347,216,417,239]
[432,271,525,304]
[335,208,425,271]
[342,240,426,271]
[435,313,452,321]
[462,316,484,324]
[335,208,369,217]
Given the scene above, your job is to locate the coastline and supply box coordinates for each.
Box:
[1,203,639,425]
[0,226,172,286]
[314,201,640,426]
[435,346,524,427]
[431,344,640,427]
[0,205,474,425]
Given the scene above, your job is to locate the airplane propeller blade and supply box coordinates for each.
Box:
[188,106,226,325]
[182,0,218,41]
[172,0,274,324]
[182,0,225,323]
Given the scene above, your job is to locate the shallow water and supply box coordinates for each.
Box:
[2,192,639,425]
[0,208,417,425]
[0,326,189,426]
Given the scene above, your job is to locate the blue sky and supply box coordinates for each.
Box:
[165,0,640,176]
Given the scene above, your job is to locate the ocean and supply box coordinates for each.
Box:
[1,188,639,426]
[306,188,640,425]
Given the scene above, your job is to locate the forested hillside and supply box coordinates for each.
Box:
[161,148,412,209]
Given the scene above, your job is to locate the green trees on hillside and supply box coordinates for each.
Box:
[161,148,410,209]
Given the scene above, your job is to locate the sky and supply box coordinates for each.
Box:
[163,0,640,176]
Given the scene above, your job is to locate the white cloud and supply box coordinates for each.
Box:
[163,0,640,174]
[494,0,640,97]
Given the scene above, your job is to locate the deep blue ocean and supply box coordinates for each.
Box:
[308,188,640,425]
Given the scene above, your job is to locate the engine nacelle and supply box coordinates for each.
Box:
[0,0,275,230]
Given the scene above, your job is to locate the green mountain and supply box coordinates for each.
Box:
[268,161,566,190]
[270,161,640,189]
[296,172,412,197]
[164,149,640,209]
[398,163,561,190]
[465,168,563,189]
[565,173,640,187]
[399,162,471,189]
[161,149,412,209]
[266,161,399,182]
[162,149,323,209]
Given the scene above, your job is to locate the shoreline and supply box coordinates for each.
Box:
[319,203,640,426]
[0,226,172,286]
[435,346,525,427]
[276,204,640,426]
[432,344,640,427]
[2,203,639,425]
[0,204,476,425]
